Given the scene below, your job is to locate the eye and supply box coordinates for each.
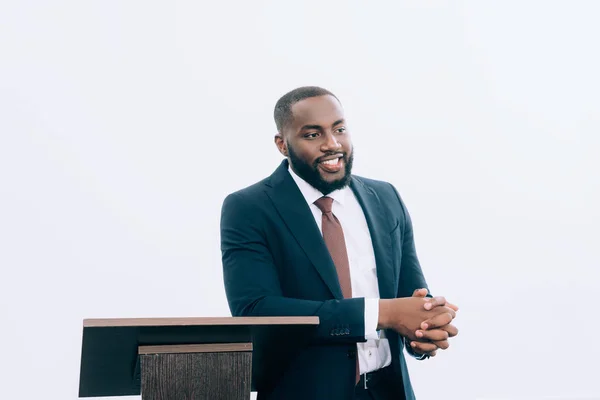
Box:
[304,132,319,139]
[335,127,346,134]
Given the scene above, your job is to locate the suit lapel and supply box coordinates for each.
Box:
[350,177,397,299]
[265,160,344,299]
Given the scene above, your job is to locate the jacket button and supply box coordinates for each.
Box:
[347,350,356,358]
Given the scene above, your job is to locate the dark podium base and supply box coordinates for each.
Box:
[78,317,319,398]
[140,343,252,400]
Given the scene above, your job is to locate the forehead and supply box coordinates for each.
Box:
[289,95,344,130]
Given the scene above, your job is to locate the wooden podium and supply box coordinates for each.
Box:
[78,316,319,399]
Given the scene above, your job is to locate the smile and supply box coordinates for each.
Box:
[318,155,344,172]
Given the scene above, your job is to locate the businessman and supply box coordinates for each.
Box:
[220,86,458,400]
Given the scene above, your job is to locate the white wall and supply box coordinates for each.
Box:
[1,1,598,399]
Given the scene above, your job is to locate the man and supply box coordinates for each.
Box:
[220,86,458,400]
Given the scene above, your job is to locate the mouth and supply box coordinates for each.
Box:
[317,154,344,173]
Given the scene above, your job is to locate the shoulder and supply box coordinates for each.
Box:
[352,174,401,200]
[351,174,409,217]
[227,177,269,199]
[221,177,270,213]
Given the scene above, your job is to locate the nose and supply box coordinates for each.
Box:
[321,132,341,152]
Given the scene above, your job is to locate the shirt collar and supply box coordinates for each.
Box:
[288,164,347,207]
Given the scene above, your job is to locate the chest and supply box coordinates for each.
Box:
[307,195,379,296]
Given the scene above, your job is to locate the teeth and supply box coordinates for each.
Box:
[321,158,339,166]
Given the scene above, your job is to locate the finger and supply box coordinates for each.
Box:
[431,339,450,350]
[424,296,447,310]
[413,338,450,351]
[410,341,438,354]
[428,350,437,357]
[424,305,456,323]
[446,302,459,312]
[440,306,456,319]
[412,288,428,297]
[421,311,454,330]
[415,329,449,342]
[441,324,459,337]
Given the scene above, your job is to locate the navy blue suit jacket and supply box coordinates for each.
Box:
[220,160,430,400]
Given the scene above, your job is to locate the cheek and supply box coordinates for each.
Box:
[341,138,352,150]
[294,143,319,161]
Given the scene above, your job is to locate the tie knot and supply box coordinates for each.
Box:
[314,196,333,214]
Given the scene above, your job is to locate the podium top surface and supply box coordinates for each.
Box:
[79,316,319,398]
[83,316,319,327]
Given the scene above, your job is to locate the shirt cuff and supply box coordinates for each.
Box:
[364,298,380,340]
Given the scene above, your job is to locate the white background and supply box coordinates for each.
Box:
[1,1,599,399]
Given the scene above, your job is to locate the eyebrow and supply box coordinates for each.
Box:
[299,119,345,131]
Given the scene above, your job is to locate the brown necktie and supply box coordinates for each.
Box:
[314,196,360,384]
[314,196,352,298]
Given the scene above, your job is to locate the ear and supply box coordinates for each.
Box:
[274,133,288,157]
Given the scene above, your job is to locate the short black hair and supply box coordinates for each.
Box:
[273,86,340,132]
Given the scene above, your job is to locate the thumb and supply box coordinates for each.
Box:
[412,288,428,297]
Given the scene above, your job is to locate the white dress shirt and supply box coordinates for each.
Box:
[288,166,392,375]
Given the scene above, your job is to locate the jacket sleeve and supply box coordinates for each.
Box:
[220,192,366,344]
[389,183,431,360]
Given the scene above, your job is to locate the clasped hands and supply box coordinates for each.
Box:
[378,289,459,357]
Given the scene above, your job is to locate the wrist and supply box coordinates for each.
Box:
[377,299,392,330]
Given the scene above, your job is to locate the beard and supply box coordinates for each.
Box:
[287,144,354,195]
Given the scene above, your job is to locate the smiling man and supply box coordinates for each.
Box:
[220,86,458,400]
